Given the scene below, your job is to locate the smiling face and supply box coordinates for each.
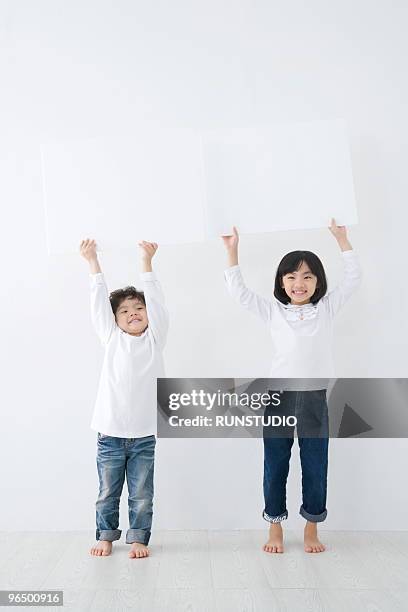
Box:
[115,297,148,336]
[281,261,318,305]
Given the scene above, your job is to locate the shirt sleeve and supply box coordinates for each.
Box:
[322,250,362,318]
[141,271,169,349]
[89,273,116,345]
[224,265,272,324]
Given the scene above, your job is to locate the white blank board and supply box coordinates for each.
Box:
[41,120,357,254]
[202,119,357,237]
[41,128,206,254]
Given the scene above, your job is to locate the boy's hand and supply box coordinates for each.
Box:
[139,241,158,272]
[221,226,239,267]
[80,239,98,261]
[328,218,352,251]
[138,241,158,261]
[80,238,101,273]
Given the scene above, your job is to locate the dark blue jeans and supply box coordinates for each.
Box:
[263,390,329,523]
[95,433,156,545]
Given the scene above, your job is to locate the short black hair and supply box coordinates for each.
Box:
[109,286,146,317]
[274,251,327,305]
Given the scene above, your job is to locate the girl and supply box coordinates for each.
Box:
[222,219,361,553]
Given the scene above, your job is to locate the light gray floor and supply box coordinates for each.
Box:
[0,530,407,611]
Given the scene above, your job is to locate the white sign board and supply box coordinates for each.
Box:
[202,119,357,237]
[41,120,357,254]
[41,128,206,254]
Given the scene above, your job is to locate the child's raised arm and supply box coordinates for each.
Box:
[328,217,353,252]
[138,241,169,349]
[222,227,272,324]
[222,225,239,267]
[323,218,362,317]
[80,239,116,345]
[80,239,102,273]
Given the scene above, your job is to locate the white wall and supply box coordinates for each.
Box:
[0,0,407,531]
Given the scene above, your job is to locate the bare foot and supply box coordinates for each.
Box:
[128,542,149,558]
[263,522,284,553]
[90,540,112,556]
[304,521,325,553]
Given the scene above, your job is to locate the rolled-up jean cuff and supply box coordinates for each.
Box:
[96,528,121,541]
[299,506,327,523]
[126,528,151,545]
[262,510,288,523]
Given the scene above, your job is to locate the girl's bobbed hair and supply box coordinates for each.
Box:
[274,250,327,305]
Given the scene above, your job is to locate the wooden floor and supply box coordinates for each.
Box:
[0,530,407,611]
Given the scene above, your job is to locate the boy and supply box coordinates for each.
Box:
[80,238,169,558]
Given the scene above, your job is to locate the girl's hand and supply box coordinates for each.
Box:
[328,218,347,242]
[80,238,98,261]
[221,226,239,252]
[328,218,352,251]
[138,240,158,262]
[221,226,239,267]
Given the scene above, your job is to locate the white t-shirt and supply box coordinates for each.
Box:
[89,271,169,438]
[224,250,362,391]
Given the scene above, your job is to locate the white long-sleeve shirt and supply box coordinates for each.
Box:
[89,271,169,438]
[224,250,362,390]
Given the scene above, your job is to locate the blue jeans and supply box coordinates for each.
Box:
[95,433,156,545]
[263,390,329,523]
